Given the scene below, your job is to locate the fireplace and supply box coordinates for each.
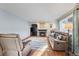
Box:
[38,30,47,37]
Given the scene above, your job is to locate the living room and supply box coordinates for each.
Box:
[0,3,79,56]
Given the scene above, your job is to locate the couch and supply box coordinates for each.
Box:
[48,32,68,51]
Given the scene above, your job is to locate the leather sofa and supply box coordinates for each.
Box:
[0,34,31,56]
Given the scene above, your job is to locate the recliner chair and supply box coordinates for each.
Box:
[0,34,31,56]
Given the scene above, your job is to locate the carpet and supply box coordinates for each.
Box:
[30,37,48,50]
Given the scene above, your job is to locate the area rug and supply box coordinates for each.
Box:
[30,37,48,50]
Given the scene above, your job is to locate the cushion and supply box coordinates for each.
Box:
[50,33,55,37]
[57,35,62,40]
[62,35,68,41]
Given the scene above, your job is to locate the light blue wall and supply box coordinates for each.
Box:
[0,9,30,39]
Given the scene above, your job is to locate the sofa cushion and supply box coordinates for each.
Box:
[62,35,68,41]
[57,35,63,40]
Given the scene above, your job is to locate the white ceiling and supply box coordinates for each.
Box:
[0,3,76,23]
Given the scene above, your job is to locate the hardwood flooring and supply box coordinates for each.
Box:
[28,37,65,56]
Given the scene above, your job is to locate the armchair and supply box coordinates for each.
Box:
[0,34,31,56]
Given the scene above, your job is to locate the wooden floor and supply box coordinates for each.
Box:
[28,37,65,56]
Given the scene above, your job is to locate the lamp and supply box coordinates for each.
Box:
[64,22,73,31]
[64,22,73,55]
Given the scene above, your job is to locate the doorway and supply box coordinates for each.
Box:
[30,24,37,36]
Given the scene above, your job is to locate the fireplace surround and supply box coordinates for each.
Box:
[38,30,47,37]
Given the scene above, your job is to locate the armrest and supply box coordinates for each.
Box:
[21,40,31,51]
[54,39,67,42]
[22,44,31,56]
